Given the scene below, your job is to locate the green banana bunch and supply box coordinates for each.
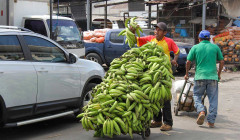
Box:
[77,41,174,139]
[118,17,143,48]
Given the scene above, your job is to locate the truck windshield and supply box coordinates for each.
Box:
[47,19,81,42]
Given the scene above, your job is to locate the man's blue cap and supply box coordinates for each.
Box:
[199,30,210,39]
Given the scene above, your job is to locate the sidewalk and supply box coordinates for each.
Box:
[220,71,240,82]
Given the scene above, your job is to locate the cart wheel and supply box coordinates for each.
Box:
[174,105,179,116]
[141,130,146,139]
[145,127,150,137]
[141,127,150,139]
[204,106,207,116]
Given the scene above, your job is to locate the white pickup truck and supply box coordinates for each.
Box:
[0,0,85,58]
[22,15,85,58]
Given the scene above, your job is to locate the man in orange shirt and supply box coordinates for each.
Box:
[137,22,179,63]
[134,22,179,131]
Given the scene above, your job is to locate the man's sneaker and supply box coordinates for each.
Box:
[207,122,215,128]
[150,121,162,128]
[196,111,205,125]
[160,124,172,131]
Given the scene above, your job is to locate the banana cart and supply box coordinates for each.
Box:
[174,79,207,116]
[139,124,151,139]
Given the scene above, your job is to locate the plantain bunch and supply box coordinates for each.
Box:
[118,17,143,48]
[77,41,174,139]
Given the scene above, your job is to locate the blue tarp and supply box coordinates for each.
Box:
[233,17,240,27]
[175,24,189,37]
[175,24,181,33]
[180,29,188,37]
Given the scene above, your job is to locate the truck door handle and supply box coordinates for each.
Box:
[108,45,112,48]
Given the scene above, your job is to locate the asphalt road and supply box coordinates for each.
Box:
[0,72,240,140]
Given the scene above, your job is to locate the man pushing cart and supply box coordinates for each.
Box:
[184,30,224,128]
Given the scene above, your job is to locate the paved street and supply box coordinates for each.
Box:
[0,72,240,140]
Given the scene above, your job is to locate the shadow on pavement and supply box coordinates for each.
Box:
[0,115,79,140]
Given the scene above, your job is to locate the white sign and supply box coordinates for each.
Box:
[180,20,185,24]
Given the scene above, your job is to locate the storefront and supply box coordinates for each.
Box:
[145,0,227,45]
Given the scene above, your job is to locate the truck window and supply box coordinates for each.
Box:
[110,32,124,44]
[46,19,81,42]
[0,35,25,61]
[24,20,47,37]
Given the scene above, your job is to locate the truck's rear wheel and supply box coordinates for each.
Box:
[86,53,103,65]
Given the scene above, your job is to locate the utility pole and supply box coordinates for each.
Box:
[148,0,151,29]
[50,0,53,39]
[157,4,159,23]
[202,0,206,30]
[90,1,92,30]
[6,0,9,25]
[87,0,90,30]
[104,0,107,28]
[57,0,59,16]
[217,0,220,29]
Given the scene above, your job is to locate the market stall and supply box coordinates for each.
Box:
[214,26,240,64]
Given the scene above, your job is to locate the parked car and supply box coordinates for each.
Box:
[170,42,193,73]
[0,26,104,127]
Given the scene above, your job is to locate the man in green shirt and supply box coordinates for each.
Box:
[185,30,224,128]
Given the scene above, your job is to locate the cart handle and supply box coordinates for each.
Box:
[177,80,188,105]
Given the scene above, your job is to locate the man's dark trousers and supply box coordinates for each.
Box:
[153,100,173,126]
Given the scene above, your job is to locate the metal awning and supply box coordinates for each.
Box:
[145,0,215,5]
[189,17,217,26]
[54,0,111,3]
[145,0,178,5]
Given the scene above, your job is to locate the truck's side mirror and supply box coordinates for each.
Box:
[69,53,77,64]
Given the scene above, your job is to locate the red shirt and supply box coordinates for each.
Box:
[137,35,179,59]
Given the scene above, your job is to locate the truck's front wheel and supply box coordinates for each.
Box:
[86,53,103,65]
